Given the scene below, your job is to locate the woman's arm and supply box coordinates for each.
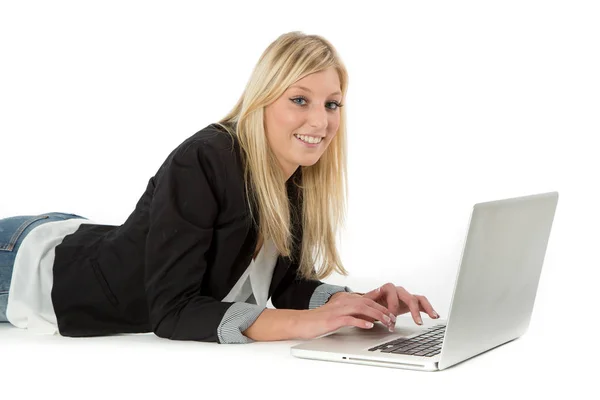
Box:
[144,141,264,343]
[270,267,354,310]
[241,308,303,341]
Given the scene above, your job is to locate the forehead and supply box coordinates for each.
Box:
[288,68,341,96]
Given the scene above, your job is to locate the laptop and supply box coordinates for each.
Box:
[291,191,559,371]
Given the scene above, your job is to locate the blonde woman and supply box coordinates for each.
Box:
[0,31,440,343]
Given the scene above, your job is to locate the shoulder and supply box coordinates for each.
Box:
[188,123,237,151]
[163,123,240,171]
[158,123,242,198]
[177,123,238,159]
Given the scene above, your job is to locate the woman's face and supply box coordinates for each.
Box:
[264,67,342,180]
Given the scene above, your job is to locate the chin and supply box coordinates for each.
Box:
[298,157,321,167]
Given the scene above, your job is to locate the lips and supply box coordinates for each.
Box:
[294,133,323,144]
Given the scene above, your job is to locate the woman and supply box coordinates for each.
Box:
[0,31,439,344]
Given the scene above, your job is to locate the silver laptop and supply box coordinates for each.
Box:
[291,191,559,371]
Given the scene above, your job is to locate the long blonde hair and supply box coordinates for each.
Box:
[215,31,349,281]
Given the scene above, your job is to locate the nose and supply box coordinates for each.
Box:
[308,105,328,131]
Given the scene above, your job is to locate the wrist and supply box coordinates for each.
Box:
[329,291,362,302]
[290,309,310,339]
[243,308,305,341]
[328,292,344,302]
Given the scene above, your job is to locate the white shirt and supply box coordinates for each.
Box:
[222,235,278,307]
[6,219,278,335]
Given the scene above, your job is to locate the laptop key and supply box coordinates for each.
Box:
[370,344,396,351]
[380,345,409,353]
[393,349,421,355]
[413,350,432,356]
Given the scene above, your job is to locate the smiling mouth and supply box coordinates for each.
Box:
[294,133,323,144]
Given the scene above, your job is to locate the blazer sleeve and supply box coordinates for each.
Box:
[270,268,354,310]
[144,142,265,343]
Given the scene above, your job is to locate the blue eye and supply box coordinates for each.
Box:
[291,97,307,106]
[290,96,343,111]
[326,101,341,110]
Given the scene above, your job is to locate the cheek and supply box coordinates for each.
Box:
[282,106,304,129]
[327,115,341,135]
[271,104,303,134]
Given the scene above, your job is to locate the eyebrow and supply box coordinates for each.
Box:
[289,85,342,96]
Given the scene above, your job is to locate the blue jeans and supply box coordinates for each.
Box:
[0,212,88,322]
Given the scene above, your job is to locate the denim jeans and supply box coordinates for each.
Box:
[0,212,88,322]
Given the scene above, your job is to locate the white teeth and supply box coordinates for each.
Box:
[294,134,322,144]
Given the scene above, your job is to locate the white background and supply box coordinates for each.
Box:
[1,0,597,398]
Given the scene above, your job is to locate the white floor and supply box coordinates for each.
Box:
[0,278,592,400]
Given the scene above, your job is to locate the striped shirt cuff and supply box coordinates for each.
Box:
[308,283,353,310]
[217,302,266,344]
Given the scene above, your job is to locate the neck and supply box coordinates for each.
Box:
[285,166,300,182]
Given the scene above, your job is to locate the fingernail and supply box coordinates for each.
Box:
[383,315,391,323]
[418,318,423,325]
[434,312,439,318]
[389,314,396,322]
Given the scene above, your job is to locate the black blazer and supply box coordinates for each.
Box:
[52,123,324,342]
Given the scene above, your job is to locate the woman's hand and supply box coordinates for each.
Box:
[292,292,398,340]
[330,283,440,331]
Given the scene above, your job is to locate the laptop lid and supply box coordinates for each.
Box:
[438,191,559,370]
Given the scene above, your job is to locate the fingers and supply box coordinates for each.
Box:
[361,297,398,331]
[396,286,440,325]
[362,285,396,320]
[334,295,395,330]
[352,302,394,328]
[395,286,422,324]
[381,283,401,318]
[337,315,377,330]
[415,295,439,319]
[363,283,399,331]
[342,283,440,328]
[362,297,394,320]
[362,286,381,299]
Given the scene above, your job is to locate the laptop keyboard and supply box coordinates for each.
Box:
[368,324,446,357]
